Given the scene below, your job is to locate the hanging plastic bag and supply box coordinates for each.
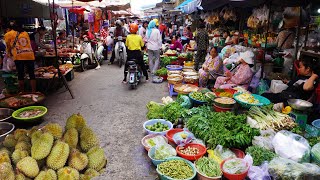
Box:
[272,130,311,163]
[173,128,194,147]
[257,79,269,95]
[153,144,176,160]
[270,80,288,93]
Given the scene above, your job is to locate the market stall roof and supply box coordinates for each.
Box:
[111,10,133,17]
[1,0,50,18]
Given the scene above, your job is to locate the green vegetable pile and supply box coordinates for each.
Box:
[187,107,259,148]
[190,92,208,102]
[146,101,186,124]
[155,67,168,76]
[195,157,222,177]
[146,122,169,132]
[245,146,277,166]
[158,160,194,179]
[160,56,177,67]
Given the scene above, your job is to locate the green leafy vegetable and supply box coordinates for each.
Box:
[195,157,222,177]
[155,68,168,76]
[246,146,277,166]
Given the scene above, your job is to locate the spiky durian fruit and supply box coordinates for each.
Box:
[62,128,78,149]
[14,129,29,140]
[86,147,106,171]
[17,135,31,143]
[31,132,54,160]
[65,114,86,132]
[43,123,63,139]
[15,171,32,180]
[17,156,40,178]
[68,149,88,171]
[0,162,15,180]
[80,168,100,180]
[0,148,11,164]
[46,141,70,170]
[57,167,79,180]
[80,127,99,152]
[31,130,43,145]
[15,141,31,152]
[35,169,57,180]
[3,134,17,148]
[12,149,29,165]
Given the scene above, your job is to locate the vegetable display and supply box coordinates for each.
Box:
[178,146,199,156]
[158,159,194,179]
[146,101,186,124]
[195,157,222,177]
[187,108,259,148]
[155,68,168,76]
[190,92,208,102]
[247,106,296,131]
[146,122,169,132]
[246,146,277,166]
[237,93,259,104]
[154,145,176,160]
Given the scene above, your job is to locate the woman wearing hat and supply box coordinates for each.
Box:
[214,51,254,89]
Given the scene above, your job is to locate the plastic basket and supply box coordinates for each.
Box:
[156,157,196,180]
[233,93,270,109]
[143,119,173,136]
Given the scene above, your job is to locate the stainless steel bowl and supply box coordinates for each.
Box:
[214,97,236,108]
[0,122,15,142]
[287,99,313,111]
[0,108,14,122]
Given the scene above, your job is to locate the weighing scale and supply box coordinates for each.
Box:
[288,99,313,129]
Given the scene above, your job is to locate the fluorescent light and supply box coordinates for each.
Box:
[318,8,320,14]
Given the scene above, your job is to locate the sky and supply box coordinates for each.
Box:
[130,0,162,13]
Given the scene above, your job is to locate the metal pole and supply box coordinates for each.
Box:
[292,7,302,78]
[261,1,272,79]
[72,0,75,49]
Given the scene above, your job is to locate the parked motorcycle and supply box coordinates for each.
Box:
[114,36,126,68]
[126,59,142,89]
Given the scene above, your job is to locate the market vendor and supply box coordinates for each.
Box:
[4,23,36,92]
[30,27,49,51]
[169,35,183,52]
[214,51,254,89]
[262,56,320,103]
[199,47,223,88]
[56,30,67,45]
[222,31,232,44]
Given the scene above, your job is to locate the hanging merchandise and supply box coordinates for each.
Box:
[88,11,95,23]
[84,11,89,21]
[247,5,270,29]
[95,8,102,21]
[69,12,78,24]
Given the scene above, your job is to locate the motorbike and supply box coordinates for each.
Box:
[126,59,142,89]
[114,36,126,68]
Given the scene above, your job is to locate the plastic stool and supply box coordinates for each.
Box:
[168,83,178,97]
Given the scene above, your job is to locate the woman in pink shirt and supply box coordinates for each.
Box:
[170,35,183,52]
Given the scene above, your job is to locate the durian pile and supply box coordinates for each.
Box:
[0,113,107,180]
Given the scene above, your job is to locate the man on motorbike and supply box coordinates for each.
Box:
[109,20,128,65]
[123,23,148,83]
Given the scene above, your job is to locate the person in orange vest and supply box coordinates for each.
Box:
[4,23,36,92]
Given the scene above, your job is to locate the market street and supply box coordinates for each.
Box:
[43,65,165,179]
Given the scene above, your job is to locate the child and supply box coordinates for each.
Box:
[123,23,148,83]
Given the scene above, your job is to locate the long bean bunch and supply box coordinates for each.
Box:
[195,157,222,177]
[158,160,194,179]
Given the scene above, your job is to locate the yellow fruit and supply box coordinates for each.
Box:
[0,162,15,180]
[180,133,187,139]
[12,149,29,165]
[282,106,292,114]
[17,156,40,178]
[15,171,31,180]
[63,128,78,149]
[15,141,31,152]
[14,129,29,140]
[43,123,63,139]
[3,134,17,148]
[68,149,88,171]
[66,114,87,132]
[86,146,106,171]
[80,127,99,152]
[35,169,57,180]
[57,167,79,180]
[0,149,11,164]
[31,132,54,160]
[46,141,70,170]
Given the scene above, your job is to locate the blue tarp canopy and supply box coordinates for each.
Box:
[175,0,193,10]
[175,0,201,14]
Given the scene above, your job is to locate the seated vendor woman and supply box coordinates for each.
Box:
[199,47,223,87]
[57,30,67,45]
[214,51,254,89]
[262,56,319,103]
[170,35,183,52]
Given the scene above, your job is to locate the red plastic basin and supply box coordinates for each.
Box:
[176,143,206,161]
[220,158,249,180]
[213,104,233,112]
[166,128,183,144]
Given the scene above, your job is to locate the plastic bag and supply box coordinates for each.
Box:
[173,128,194,147]
[222,158,248,174]
[146,136,168,149]
[272,130,311,163]
[214,145,236,160]
[250,67,263,89]
[154,144,176,160]
[269,157,320,179]
[270,80,288,93]
[252,129,276,151]
[2,55,16,72]
[257,79,269,95]
[248,162,271,180]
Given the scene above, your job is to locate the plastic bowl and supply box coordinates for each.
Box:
[12,106,47,122]
[0,108,14,122]
[148,146,176,166]
[220,158,249,180]
[213,104,233,112]
[312,119,320,129]
[230,148,245,159]
[176,143,207,161]
[156,157,196,180]
[213,97,236,109]
[0,122,15,141]
[141,134,168,151]
[233,93,271,108]
[194,162,222,180]
[213,89,237,98]
[166,128,183,144]
[166,65,183,71]
[189,92,208,105]
[143,119,173,136]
